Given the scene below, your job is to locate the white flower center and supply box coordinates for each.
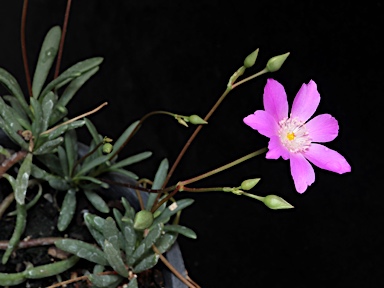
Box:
[278,117,311,153]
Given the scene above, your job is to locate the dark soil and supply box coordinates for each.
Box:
[0,182,165,288]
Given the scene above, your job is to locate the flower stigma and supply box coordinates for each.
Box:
[278,117,311,153]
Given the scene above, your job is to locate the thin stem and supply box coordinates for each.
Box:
[162,68,269,190]
[54,0,72,79]
[231,67,268,89]
[109,111,175,161]
[21,0,32,97]
[100,178,170,194]
[153,245,198,288]
[162,88,231,190]
[151,185,180,213]
[180,147,267,187]
[135,188,145,210]
[47,275,88,288]
[71,141,103,177]
[0,237,63,250]
[180,186,226,193]
[41,102,108,135]
[240,191,264,201]
[0,151,28,177]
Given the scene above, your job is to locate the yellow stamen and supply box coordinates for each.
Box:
[287,132,295,141]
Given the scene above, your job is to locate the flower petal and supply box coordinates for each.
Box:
[291,80,320,122]
[263,79,288,122]
[266,136,290,160]
[243,110,279,138]
[306,114,339,143]
[304,143,351,174]
[290,153,315,193]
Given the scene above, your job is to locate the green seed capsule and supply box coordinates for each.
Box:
[102,143,113,154]
[133,210,154,230]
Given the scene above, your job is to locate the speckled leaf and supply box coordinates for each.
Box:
[41,92,55,131]
[84,213,106,248]
[0,67,30,117]
[131,223,162,263]
[57,189,76,231]
[88,274,123,288]
[33,137,63,155]
[132,253,159,273]
[32,26,61,98]
[2,95,31,130]
[23,256,79,279]
[154,232,178,254]
[14,153,32,205]
[46,120,85,140]
[102,217,120,250]
[58,66,100,108]
[103,240,128,277]
[40,57,103,98]
[55,239,107,265]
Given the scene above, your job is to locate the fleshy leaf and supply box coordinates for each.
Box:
[55,239,108,265]
[132,253,159,273]
[57,189,77,231]
[32,26,61,98]
[40,57,104,99]
[103,240,128,277]
[152,199,194,226]
[0,67,30,117]
[146,158,169,211]
[163,224,197,239]
[84,190,110,213]
[14,153,33,205]
[88,274,123,288]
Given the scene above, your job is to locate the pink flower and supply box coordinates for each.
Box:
[244,79,351,193]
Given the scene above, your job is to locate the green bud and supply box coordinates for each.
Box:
[243,48,259,68]
[232,189,243,195]
[189,115,207,125]
[240,178,261,191]
[133,210,154,230]
[102,143,113,154]
[263,195,294,210]
[266,52,290,72]
[177,117,189,127]
[103,136,113,143]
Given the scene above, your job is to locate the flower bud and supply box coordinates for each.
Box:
[266,52,290,72]
[263,195,294,210]
[243,48,259,68]
[103,136,113,143]
[133,210,154,230]
[189,115,207,125]
[177,117,189,127]
[102,143,113,154]
[240,178,261,190]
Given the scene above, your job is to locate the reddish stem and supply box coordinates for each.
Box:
[21,0,32,97]
[54,0,72,79]
[0,237,63,250]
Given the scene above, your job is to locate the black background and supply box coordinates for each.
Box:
[0,1,382,287]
